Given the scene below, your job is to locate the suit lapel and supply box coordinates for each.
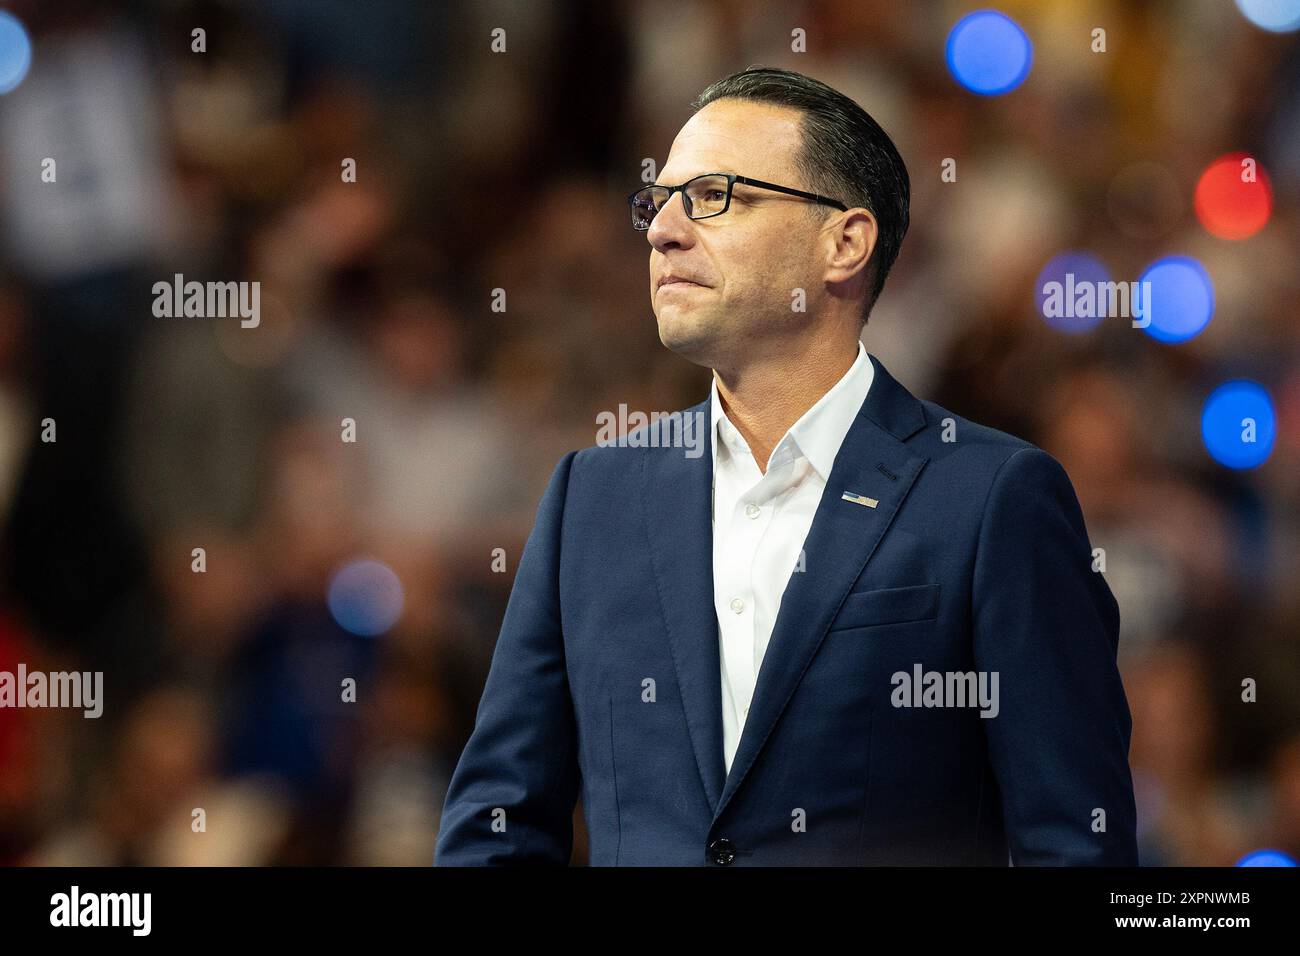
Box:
[713,355,930,819]
[642,397,727,811]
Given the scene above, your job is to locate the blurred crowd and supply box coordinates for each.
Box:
[0,0,1297,866]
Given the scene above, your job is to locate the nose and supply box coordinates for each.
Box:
[646,190,693,251]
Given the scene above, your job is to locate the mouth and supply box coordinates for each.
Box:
[657,277,709,291]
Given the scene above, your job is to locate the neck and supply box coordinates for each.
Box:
[714,334,860,474]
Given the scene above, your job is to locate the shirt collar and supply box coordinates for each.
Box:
[709,339,875,482]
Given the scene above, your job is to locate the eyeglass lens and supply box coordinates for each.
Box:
[630,174,730,228]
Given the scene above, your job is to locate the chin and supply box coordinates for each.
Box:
[656,311,719,367]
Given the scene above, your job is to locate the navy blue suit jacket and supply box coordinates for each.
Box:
[436,355,1137,865]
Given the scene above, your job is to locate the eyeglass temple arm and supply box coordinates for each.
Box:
[732,175,848,211]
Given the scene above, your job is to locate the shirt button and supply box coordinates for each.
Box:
[730,598,745,614]
[744,502,761,519]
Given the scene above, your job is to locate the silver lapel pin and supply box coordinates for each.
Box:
[841,491,879,509]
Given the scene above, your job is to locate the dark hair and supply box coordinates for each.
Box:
[692,67,910,322]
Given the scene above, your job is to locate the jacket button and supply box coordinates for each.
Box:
[708,838,736,865]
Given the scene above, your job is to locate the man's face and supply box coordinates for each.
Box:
[647,99,828,370]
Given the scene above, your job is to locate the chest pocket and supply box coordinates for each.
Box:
[828,583,940,632]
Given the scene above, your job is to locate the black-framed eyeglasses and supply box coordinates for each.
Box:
[627,172,847,231]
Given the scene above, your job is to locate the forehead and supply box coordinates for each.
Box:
[660,99,804,183]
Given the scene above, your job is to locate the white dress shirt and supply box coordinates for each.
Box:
[711,340,875,776]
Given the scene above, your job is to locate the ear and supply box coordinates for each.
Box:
[823,208,878,287]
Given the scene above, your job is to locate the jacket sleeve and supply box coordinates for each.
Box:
[435,450,581,865]
[971,447,1138,865]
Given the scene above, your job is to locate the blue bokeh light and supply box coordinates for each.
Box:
[946,10,1033,96]
[1201,380,1276,470]
[1235,0,1300,32]
[1236,848,1298,866]
[1035,252,1112,334]
[0,12,33,95]
[1137,255,1215,344]
[327,558,405,637]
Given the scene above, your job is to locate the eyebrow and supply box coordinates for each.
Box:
[658,170,724,184]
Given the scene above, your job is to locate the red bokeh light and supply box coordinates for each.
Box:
[1194,152,1273,239]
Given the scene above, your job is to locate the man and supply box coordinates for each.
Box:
[436,67,1137,865]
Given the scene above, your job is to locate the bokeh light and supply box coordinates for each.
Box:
[0,11,32,95]
[1107,161,1183,240]
[1195,152,1273,240]
[1236,848,1298,866]
[1235,0,1300,32]
[1201,381,1277,470]
[1035,252,1111,334]
[327,558,405,637]
[1137,255,1215,344]
[946,10,1033,96]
